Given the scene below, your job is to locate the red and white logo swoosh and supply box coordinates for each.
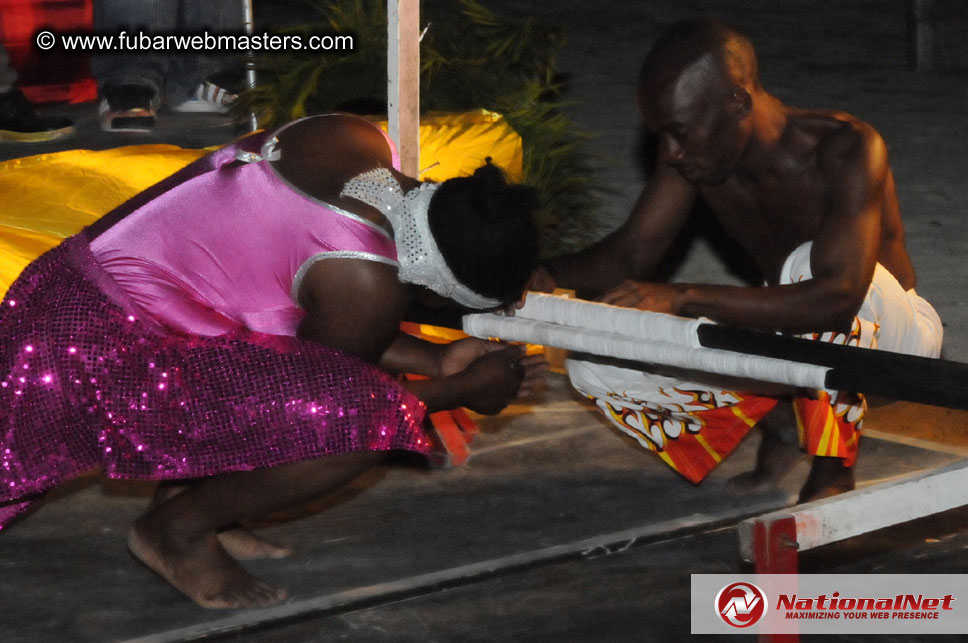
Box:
[716,582,768,628]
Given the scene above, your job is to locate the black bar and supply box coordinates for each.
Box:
[697,324,968,410]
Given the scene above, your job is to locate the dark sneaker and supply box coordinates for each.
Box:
[0,88,75,143]
[99,83,157,132]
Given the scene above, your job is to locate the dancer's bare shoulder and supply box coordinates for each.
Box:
[272,114,395,200]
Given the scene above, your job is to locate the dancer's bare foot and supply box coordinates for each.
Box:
[128,517,289,609]
[151,484,292,561]
[218,527,293,561]
[797,456,855,503]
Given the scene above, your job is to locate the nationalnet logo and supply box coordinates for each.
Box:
[716,582,768,628]
[694,575,968,635]
[776,591,955,621]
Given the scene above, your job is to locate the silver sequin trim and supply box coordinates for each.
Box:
[291,251,400,302]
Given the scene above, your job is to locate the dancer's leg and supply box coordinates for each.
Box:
[129,450,385,609]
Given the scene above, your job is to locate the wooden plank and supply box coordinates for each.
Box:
[739,459,968,561]
[753,519,801,643]
[426,409,472,468]
[387,0,420,176]
[752,516,799,575]
[121,511,757,643]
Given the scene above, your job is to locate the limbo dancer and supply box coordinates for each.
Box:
[0,113,546,609]
[530,18,942,502]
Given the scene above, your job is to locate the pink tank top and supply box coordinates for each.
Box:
[89,115,400,337]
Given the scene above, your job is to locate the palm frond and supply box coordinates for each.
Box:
[236,0,603,254]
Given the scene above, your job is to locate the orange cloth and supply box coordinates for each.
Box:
[595,391,778,484]
[587,384,863,484]
[568,312,876,483]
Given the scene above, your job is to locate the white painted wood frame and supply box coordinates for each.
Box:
[387,0,420,176]
[739,459,968,565]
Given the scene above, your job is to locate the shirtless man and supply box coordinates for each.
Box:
[532,18,942,501]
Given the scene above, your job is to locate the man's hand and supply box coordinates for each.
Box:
[527,265,557,294]
[599,279,682,314]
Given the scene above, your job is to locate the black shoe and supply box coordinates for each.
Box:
[99,84,157,132]
[0,88,75,143]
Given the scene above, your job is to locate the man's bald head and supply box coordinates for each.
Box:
[635,19,762,186]
[638,19,759,120]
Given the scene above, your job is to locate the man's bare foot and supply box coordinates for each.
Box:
[797,456,855,503]
[217,527,293,561]
[128,517,289,609]
[725,426,803,494]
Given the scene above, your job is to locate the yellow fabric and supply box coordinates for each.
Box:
[0,145,207,290]
[0,110,523,296]
[370,109,524,183]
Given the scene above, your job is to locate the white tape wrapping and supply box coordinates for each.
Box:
[512,292,704,348]
[462,296,831,390]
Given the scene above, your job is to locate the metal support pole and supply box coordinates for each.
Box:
[241,0,259,131]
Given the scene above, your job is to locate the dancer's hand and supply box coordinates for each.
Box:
[458,345,547,415]
[439,337,504,377]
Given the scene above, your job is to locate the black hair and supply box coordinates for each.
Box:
[427,159,539,307]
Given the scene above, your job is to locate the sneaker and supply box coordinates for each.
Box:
[99,84,157,132]
[0,88,75,143]
[172,70,244,114]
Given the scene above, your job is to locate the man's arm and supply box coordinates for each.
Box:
[603,124,888,334]
[537,164,697,298]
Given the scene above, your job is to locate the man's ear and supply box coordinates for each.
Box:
[728,86,752,117]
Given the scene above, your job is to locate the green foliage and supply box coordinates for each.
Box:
[237,0,602,254]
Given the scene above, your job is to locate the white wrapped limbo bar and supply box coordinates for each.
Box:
[462,293,831,390]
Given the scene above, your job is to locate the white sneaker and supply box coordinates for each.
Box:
[172,80,238,113]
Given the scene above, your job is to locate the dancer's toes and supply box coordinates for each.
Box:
[128,519,289,610]
[218,579,289,609]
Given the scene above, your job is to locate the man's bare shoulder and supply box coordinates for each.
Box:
[789,109,887,176]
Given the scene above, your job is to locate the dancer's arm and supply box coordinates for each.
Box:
[296,258,543,413]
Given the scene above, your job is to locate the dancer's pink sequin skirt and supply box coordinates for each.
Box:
[0,236,429,528]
